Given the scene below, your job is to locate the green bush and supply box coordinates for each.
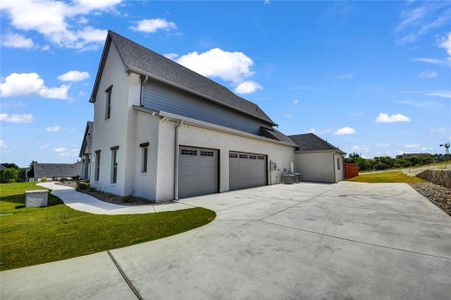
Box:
[0,168,26,183]
[76,182,90,190]
[40,177,48,182]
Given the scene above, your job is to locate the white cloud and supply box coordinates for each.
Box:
[413,57,450,67]
[74,0,122,11]
[429,128,448,133]
[130,18,177,33]
[293,99,299,105]
[58,70,89,82]
[334,127,356,135]
[376,143,391,148]
[164,53,179,60]
[375,113,411,123]
[426,90,451,99]
[175,48,255,83]
[2,33,34,48]
[0,73,69,100]
[337,73,353,79]
[351,145,369,153]
[439,33,451,57]
[0,139,7,150]
[404,144,420,148]
[0,0,117,49]
[418,70,437,78]
[0,113,33,123]
[398,99,438,108]
[46,125,60,132]
[234,81,262,94]
[52,147,78,157]
[395,2,451,44]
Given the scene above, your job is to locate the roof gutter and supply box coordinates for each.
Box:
[133,105,295,148]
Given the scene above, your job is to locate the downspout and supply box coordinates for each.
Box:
[332,152,336,183]
[140,76,149,106]
[173,120,183,200]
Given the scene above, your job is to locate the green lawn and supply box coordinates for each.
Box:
[345,171,425,183]
[0,182,215,271]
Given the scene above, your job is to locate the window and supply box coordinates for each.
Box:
[249,155,257,159]
[94,150,101,181]
[200,151,214,157]
[257,156,265,160]
[337,157,341,170]
[229,153,238,158]
[141,145,148,173]
[105,85,112,119]
[239,154,248,159]
[181,149,197,156]
[110,146,119,184]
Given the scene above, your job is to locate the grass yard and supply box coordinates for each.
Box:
[346,171,425,183]
[0,182,215,271]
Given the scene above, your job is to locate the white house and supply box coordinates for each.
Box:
[84,31,344,202]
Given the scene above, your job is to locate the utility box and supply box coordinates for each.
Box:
[283,174,295,184]
[25,190,49,207]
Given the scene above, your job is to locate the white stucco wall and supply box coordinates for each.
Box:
[334,153,344,182]
[154,119,295,202]
[294,151,336,183]
[132,111,160,200]
[90,43,140,196]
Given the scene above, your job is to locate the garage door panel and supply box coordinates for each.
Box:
[229,151,267,191]
[178,146,218,198]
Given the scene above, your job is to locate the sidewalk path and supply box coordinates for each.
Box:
[37,182,192,215]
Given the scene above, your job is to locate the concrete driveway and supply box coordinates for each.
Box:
[2,182,451,299]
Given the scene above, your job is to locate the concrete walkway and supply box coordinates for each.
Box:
[37,182,192,214]
[2,182,451,299]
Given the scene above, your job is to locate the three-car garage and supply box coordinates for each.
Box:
[178,146,268,198]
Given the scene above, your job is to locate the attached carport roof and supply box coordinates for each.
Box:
[288,133,345,154]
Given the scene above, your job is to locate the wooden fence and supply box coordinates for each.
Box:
[344,163,360,179]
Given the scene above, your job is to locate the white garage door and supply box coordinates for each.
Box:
[229,151,267,191]
[178,146,219,198]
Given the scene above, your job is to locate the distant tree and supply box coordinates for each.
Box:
[1,163,19,169]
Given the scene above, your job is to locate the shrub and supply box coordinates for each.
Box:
[40,177,48,182]
[77,181,90,190]
[121,195,134,203]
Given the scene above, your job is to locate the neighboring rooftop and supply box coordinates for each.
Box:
[90,30,275,125]
[28,163,81,179]
[79,121,93,157]
[289,133,345,153]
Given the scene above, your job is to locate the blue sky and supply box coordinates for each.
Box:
[1,0,450,167]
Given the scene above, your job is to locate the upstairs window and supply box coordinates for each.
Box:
[105,85,113,120]
[111,146,119,184]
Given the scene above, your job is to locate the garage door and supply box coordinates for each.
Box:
[178,146,219,198]
[229,151,267,191]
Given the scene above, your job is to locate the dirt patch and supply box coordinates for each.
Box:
[410,182,451,217]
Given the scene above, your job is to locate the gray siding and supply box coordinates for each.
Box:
[143,80,267,134]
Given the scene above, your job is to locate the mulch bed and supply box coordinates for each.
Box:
[77,189,153,206]
[410,182,451,217]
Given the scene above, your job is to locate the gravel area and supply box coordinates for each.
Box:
[410,182,451,216]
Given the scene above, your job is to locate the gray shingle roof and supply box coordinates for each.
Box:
[288,133,345,153]
[261,127,298,146]
[79,121,93,157]
[90,30,275,125]
[32,163,81,179]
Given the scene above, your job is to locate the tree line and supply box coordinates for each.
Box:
[344,153,451,171]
